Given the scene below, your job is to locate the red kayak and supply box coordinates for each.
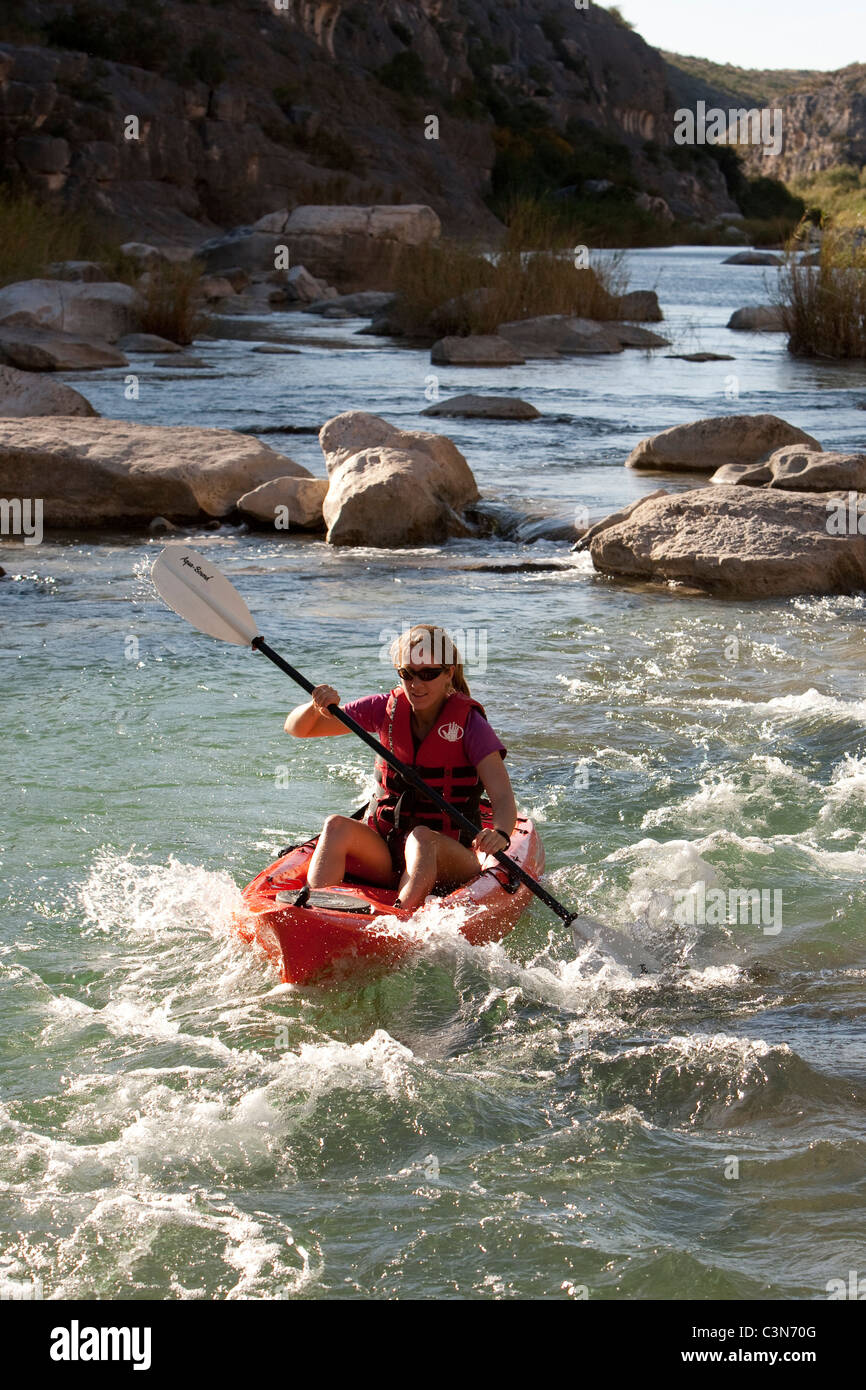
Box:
[237,812,544,986]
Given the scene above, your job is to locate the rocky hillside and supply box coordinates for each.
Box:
[664,52,866,186]
[0,0,744,244]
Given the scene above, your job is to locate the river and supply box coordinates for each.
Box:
[1,246,864,1300]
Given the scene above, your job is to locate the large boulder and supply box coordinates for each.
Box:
[422,393,540,420]
[611,290,663,322]
[237,476,328,531]
[589,486,866,598]
[0,419,312,528]
[319,411,478,547]
[711,447,866,493]
[0,364,97,417]
[283,265,337,303]
[625,414,822,473]
[497,315,623,357]
[572,489,669,551]
[0,280,143,341]
[727,305,786,331]
[0,327,128,370]
[199,206,441,292]
[431,335,524,366]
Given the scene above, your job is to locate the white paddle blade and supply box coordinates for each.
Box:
[151,546,260,647]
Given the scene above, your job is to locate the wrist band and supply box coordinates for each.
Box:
[494,827,511,847]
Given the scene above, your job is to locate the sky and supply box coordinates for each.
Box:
[595,0,865,72]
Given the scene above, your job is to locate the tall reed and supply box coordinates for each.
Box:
[779,221,866,359]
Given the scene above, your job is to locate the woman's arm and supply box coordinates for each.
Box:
[473,751,517,855]
[284,684,352,738]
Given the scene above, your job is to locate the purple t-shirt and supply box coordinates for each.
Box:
[343,693,506,767]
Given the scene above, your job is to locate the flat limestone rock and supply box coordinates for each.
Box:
[0,326,128,370]
[237,476,328,530]
[422,393,540,420]
[0,364,97,417]
[612,325,670,348]
[668,352,735,362]
[723,251,782,265]
[118,333,183,354]
[0,418,312,527]
[712,447,866,493]
[626,413,822,472]
[0,279,143,341]
[589,485,866,598]
[497,315,623,357]
[430,335,524,366]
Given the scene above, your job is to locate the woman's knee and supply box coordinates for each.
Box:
[405,825,436,848]
[320,814,355,842]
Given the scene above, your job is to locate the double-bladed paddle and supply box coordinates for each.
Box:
[151,545,661,975]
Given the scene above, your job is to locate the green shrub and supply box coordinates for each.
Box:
[488,118,634,217]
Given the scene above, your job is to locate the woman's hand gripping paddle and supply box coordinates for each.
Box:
[151,546,661,976]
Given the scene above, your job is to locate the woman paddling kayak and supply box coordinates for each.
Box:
[284,624,517,911]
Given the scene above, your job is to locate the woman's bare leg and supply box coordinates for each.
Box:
[306,815,395,889]
[397,827,481,910]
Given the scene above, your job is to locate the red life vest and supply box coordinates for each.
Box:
[368,688,488,847]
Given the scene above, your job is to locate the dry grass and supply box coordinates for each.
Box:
[139,260,205,345]
[0,189,122,287]
[391,200,631,336]
[778,221,866,359]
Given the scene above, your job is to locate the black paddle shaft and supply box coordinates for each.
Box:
[251,636,579,930]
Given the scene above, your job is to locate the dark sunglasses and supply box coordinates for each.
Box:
[396,666,446,683]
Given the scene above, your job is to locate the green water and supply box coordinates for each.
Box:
[2,249,865,1299]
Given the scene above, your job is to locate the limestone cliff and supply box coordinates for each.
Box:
[0,0,744,243]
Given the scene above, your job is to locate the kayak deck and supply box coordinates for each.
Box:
[237,813,544,985]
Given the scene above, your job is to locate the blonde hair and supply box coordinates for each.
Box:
[389,624,471,695]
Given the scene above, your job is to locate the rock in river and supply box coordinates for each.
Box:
[727,305,786,332]
[589,486,866,598]
[0,279,143,341]
[711,447,866,493]
[319,411,479,547]
[0,419,311,528]
[0,364,97,417]
[237,476,328,531]
[626,414,822,473]
[422,394,540,420]
[430,335,524,366]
